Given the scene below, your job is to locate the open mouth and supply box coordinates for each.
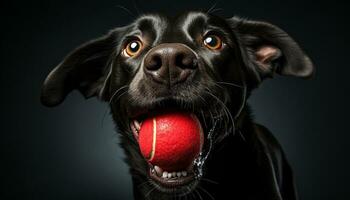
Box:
[130,108,217,192]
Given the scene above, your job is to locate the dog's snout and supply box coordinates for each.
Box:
[144,43,197,85]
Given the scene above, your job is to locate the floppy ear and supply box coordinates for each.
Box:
[41,31,119,107]
[228,17,314,83]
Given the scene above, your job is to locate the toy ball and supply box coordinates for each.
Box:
[138,112,203,172]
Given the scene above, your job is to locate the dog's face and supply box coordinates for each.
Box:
[41,11,313,197]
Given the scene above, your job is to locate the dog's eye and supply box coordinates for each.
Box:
[124,40,143,57]
[203,35,222,50]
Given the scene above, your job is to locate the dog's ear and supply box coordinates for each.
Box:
[40,30,122,107]
[228,17,314,83]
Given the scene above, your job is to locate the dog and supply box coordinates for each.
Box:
[41,11,314,200]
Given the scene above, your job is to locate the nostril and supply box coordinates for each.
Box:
[175,53,197,69]
[146,54,162,71]
[143,44,198,85]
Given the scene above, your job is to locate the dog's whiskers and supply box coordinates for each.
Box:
[212,102,230,138]
[109,85,128,104]
[187,186,197,200]
[205,89,235,136]
[206,0,219,14]
[209,8,224,14]
[216,81,244,88]
[201,178,219,185]
[106,86,138,142]
[198,185,215,200]
[208,110,215,127]
[237,129,246,142]
[195,189,204,200]
[137,180,151,189]
[200,110,208,129]
[113,90,128,104]
[131,0,142,16]
[145,186,156,199]
[100,85,128,128]
[115,5,136,18]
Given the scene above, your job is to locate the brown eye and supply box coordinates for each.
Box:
[124,40,143,57]
[203,35,222,50]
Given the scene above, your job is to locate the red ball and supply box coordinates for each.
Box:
[138,112,203,172]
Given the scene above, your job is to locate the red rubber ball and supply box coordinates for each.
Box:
[138,112,203,172]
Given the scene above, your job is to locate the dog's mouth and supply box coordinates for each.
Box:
[131,119,197,188]
[129,105,218,193]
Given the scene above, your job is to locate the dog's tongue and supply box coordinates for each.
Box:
[138,112,203,171]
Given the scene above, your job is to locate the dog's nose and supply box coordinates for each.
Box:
[144,43,198,85]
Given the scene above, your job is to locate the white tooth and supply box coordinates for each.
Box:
[162,171,168,178]
[177,172,182,177]
[133,120,141,131]
[154,166,163,176]
[182,171,187,177]
[167,172,172,178]
[172,172,176,177]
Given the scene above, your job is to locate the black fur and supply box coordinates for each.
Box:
[41,11,313,200]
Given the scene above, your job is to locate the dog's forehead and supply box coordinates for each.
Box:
[133,14,168,38]
[174,12,209,42]
[131,12,214,43]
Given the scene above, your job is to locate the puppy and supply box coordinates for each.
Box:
[41,11,314,200]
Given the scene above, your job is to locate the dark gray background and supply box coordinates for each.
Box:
[2,0,349,199]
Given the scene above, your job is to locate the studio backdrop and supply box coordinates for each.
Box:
[2,0,350,199]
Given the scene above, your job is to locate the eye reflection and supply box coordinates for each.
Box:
[124,40,143,57]
[203,35,222,50]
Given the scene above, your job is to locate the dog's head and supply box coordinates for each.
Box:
[41,11,313,196]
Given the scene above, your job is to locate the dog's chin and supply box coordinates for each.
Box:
[127,99,219,194]
[147,163,199,195]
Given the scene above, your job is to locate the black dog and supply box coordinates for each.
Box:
[41,11,314,200]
